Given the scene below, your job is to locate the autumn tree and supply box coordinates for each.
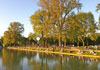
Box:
[28,32,37,45]
[38,0,81,47]
[65,14,81,46]
[96,4,100,12]
[76,12,97,47]
[62,13,78,47]
[3,31,12,46]
[30,10,51,47]
[3,22,24,47]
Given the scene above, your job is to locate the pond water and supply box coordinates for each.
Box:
[0,49,100,70]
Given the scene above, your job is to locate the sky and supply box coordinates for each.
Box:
[0,0,100,37]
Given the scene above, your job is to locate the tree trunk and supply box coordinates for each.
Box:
[82,41,85,47]
[45,39,47,48]
[41,38,44,47]
[59,36,62,47]
[58,25,62,47]
[43,39,45,47]
[59,56,62,70]
[77,40,79,47]
[41,31,44,47]
[64,39,66,47]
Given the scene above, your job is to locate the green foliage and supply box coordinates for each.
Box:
[62,12,98,47]
[18,37,27,46]
[28,33,37,41]
[95,36,100,45]
[3,22,24,47]
[71,51,78,54]
[1,1,100,47]
[30,10,50,38]
[28,32,37,45]
[96,4,100,12]
[75,12,97,46]
[35,0,82,46]
[30,0,99,47]
[98,16,100,30]
[0,37,3,46]
[30,10,51,47]
[82,51,94,55]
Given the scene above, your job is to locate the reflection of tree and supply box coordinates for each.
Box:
[0,49,2,57]
[85,58,98,70]
[1,50,99,70]
[27,53,48,70]
[28,53,99,70]
[64,56,87,70]
[58,55,62,70]
[2,49,23,70]
[27,53,63,70]
[62,56,99,70]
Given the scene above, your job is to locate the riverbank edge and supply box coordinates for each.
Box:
[7,47,100,58]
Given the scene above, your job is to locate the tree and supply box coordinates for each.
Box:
[66,14,81,46]
[3,31,12,46]
[0,36,3,47]
[97,16,100,30]
[28,33,37,41]
[96,4,100,12]
[96,4,100,32]
[38,0,81,47]
[3,22,24,47]
[76,12,97,47]
[30,10,51,47]
[18,36,28,46]
[28,32,37,45]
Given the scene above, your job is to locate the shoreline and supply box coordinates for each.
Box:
[7,47,100,58]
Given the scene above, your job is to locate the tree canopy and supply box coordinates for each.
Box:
[34,0,82,47]
[30,0,99,47]
[3,22,24,47]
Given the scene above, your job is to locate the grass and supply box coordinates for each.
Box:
[7,47,100,58]
[96,52,100,56]
[71,51,78,54]
[55,50,60,52]
[77,47,87,50]
[82,51,94,55]
[63,50,69,53]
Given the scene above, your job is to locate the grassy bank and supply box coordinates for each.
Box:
[7,47,100,58]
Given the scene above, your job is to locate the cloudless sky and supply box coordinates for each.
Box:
[0,0,100,37]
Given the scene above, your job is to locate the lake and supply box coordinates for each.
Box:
[0,49,100,70]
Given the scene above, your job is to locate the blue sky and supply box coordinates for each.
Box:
[0,0,100,37]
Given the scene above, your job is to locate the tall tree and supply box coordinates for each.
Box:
[30,10,51,47]
[66,14,81,46]
[3,31,12,46]
[38,0,81,47]
[96,4,100,30]
[76,12,97,47]
[3,22,24,47]
[96,4,100,12]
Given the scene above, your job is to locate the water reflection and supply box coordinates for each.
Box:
[0,49,100,70]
